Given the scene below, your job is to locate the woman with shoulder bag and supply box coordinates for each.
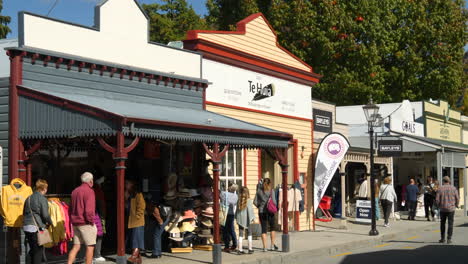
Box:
[379,177,398,227]
[254,178,278,252]
[23,179,53,264]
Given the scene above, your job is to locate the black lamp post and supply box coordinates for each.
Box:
[362,99,380,236]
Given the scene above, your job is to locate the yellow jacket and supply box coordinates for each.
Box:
[128,193,145,229]
[0,178,33,227]
[44,201,66,248]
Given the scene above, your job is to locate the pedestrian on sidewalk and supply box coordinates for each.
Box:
[67,172,97,264]
[23,179,52,264]
[93,176,106,262]
[432,180,440,221]
[254,178,278,252]
[221,183,238,253]
[125,179,146,264]
[436,176,459,244]
[404,179,419,220]
[424,177,436,221]
[147,200,170,259]
[235,186,255,254]
[379,177,397,227]
[356,177,368,200]
[374,180,380,221]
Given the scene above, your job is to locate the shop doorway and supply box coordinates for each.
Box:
[260,142,298,231]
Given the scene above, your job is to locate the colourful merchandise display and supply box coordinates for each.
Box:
[0,178,33,227]
[45,199,73,255]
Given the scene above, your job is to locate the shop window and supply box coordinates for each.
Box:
[219,149,243,191]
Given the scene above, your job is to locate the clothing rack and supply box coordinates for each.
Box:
[45,194,71,198]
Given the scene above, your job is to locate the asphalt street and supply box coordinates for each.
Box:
[311,221,468,264]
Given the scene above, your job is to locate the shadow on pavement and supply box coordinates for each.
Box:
[339,245,467,264]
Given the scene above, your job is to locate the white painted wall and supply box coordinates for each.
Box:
[20,0,201,78]
[0,39,18,78]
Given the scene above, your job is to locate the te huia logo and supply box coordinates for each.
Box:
[248,80,275,101]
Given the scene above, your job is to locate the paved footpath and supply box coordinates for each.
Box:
[97,211,467,264]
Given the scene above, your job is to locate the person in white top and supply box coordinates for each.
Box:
[379,176,398,227]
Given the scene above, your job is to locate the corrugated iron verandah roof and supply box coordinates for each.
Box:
[18,87,291,148]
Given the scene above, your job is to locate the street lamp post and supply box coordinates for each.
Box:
[362,99,380,236]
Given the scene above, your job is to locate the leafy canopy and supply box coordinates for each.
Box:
[0,0,11,38]
[206,0,467,109]
[142,0,208,45]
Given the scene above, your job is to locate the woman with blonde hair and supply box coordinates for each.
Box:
[379,176,398,227]
[235,186,255,254]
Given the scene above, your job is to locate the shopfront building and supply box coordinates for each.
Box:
[1,2,293,264]
[337,100,468,211]
[184,13,321,231]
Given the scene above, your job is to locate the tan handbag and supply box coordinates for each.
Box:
[28,197,53,246]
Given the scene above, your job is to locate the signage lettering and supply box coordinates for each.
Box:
[313,109,333,133]
[401,121,416,134]
[356,200,372,223]
[204,60,312,119]
[249,81,275,101]
[378,140,403,157]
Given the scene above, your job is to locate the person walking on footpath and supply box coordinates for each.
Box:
[436,176,459,244]
[379,177,398,227]
[93,176,106,262]
[221,183,238,253]
[125,179,146,264]
[424,177,436,221]
[23,179,53,264]
[68,172,97,264]
[404,178,419,220]
[235,186,255,254]
[254,178,278,252]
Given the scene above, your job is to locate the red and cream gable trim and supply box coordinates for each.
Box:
[185,13,321,86]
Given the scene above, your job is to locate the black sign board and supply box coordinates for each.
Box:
[378,140,403,156]
[313,109,333,133]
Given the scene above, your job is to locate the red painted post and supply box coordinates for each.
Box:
[8,52,22,181]
[274,148,290,252]
[212,160,220,244]
[282,164,289,236]
[202,143,229,264]
[115,131,127,262]
[26,163,32,187]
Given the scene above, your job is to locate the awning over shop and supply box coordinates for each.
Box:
[18,86,291,148]
[395,133,468,152]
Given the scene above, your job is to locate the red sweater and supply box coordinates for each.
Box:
[70,183,95,226]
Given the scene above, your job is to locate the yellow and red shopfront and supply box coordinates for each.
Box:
[184,13,322,231]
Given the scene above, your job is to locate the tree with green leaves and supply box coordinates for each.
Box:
[142,0,208,45]
[0,0,11,38]
[206,0,467,107]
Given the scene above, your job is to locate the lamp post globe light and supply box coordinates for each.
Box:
[362,99,380,236]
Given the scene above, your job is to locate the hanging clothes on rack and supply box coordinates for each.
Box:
[0,178,33,227]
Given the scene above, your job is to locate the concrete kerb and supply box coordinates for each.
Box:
[234,221,445,264]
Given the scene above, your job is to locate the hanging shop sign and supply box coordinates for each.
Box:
[355,199,372,223]
[203,60,313,120]
[378,140,403,157]
[313,109,333,133]
[313,133,350,212]
[390,118,424,137]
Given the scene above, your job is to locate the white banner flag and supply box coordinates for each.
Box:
[314,133,349,213]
